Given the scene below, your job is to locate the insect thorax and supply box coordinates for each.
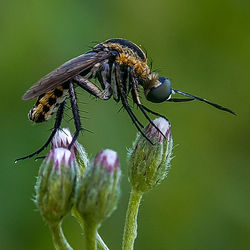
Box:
[97,39,152,83]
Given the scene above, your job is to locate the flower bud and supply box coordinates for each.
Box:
[51,128,89,174]
[35,148,78,223]
[51,128,73,149]
[76,149,121,225]
[128,117,173,193]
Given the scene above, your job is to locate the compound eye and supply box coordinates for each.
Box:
[146,77,172,103]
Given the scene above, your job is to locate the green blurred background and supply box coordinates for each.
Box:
[1,0,249,249]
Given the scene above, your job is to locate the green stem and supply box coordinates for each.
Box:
[72,207,109,250]
[84,218,98,250]
[49,221,73,250]
[122,189,143,250]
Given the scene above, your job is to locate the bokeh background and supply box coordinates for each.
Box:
[1,0,249,249]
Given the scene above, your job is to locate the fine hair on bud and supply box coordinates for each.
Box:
[51,128,89,174]
[35,148,79,223]
[75,149,121,225]
[128,117,173,193]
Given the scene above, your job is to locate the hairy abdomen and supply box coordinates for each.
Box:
[28,84,69,123]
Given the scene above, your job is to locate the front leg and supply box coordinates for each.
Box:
[129,68,168,138]
[112,62,153,143]
[73,75,112,100]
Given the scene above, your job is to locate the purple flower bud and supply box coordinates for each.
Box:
[145,117,171,143]
[46,148,74,171]
[51,128,89,173]
[51,128,73,148]
[128,117,173,192]
[94,149,120,172]
[76,149,121,225]
[35,148,79,223]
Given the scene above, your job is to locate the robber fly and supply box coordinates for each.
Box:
[15,38,235,162]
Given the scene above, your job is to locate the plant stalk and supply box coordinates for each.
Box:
[72,207,109,250]
[84,218,98,250]
[122,189,143,250]
[49,221,73,250]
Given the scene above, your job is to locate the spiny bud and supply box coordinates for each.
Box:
[128,117,173,193]
[35,148,78,223]
[76,149,121,225]
[51,128,89,174]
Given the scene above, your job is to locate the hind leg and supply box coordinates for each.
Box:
[15,101,66,162]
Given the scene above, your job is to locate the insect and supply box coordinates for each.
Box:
[15,38,235,162]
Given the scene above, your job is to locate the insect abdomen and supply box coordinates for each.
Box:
[28,84,69,123]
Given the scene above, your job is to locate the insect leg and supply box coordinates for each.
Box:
[84,62,102,79]
[129,68,168,138]
[97,61,110,90]
[111,63,120,102]
[140,104,169,121]
[114,64,144,128]
[14,101,66,162]
[125,68,131,95]
[113,63,152,143]
[68,81,83,150]
[73,75,112,100]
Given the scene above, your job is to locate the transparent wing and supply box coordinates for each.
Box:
[22,51,109,100]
